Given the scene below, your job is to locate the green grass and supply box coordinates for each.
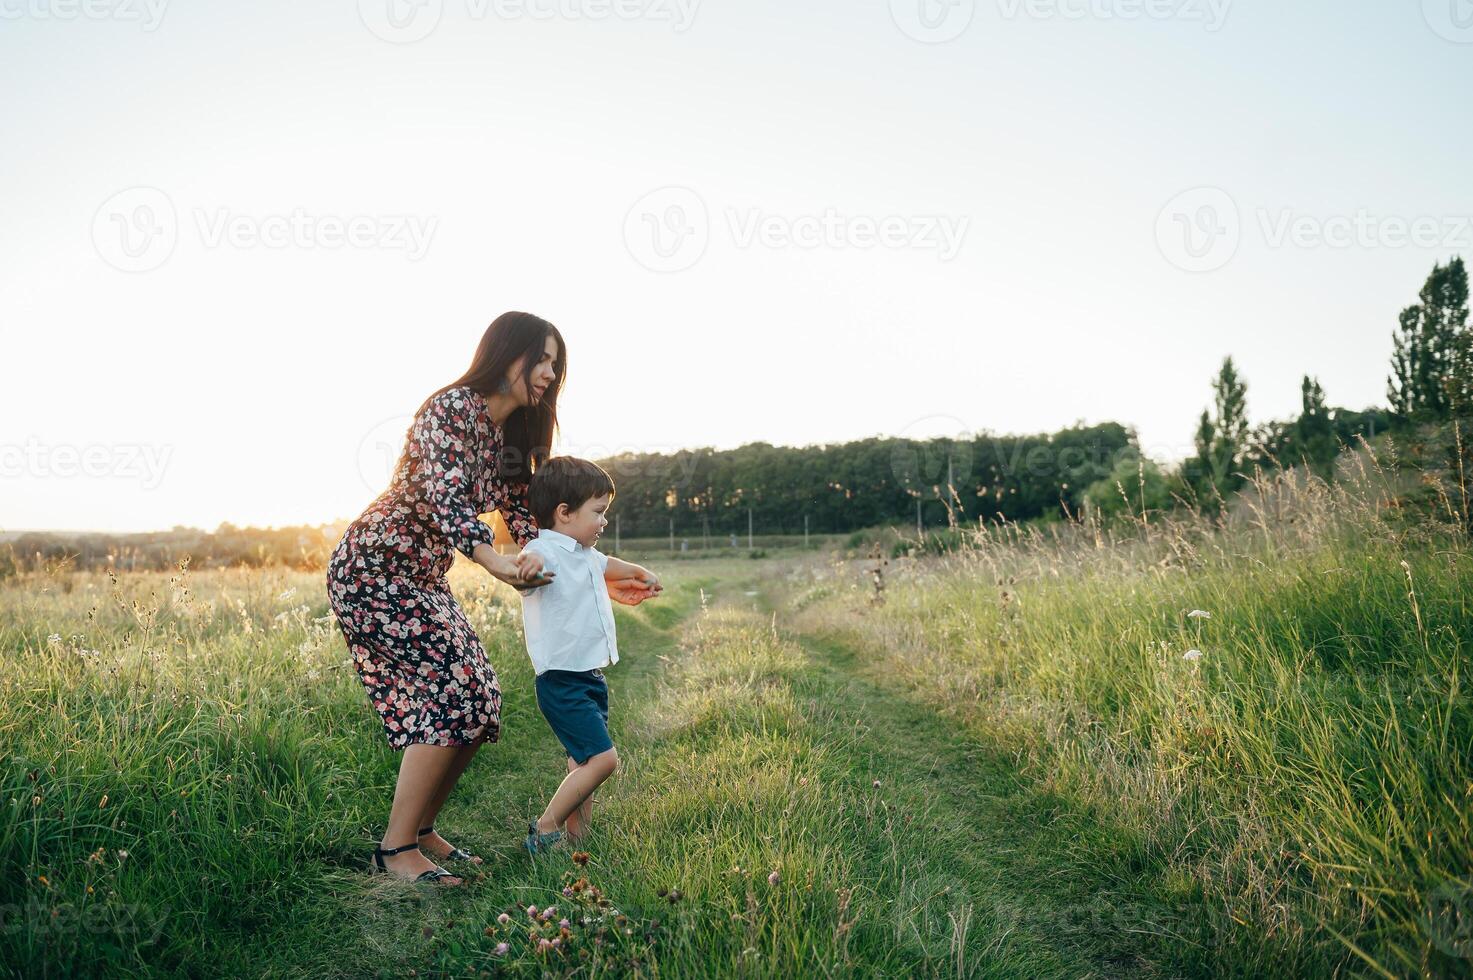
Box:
[791,463,1473,977]
[1,451,1470,977]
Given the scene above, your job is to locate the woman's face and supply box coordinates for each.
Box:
[507,335,561,407]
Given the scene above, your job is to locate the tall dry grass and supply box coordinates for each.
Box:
[791,435,1473,977]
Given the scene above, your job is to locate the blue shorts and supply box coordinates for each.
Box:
[534,668,613,765]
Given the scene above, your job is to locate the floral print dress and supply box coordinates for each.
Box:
[327,386,539,749]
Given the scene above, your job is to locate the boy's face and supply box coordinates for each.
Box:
[555,493,611,548]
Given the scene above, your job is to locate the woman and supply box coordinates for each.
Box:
[327,311,563,886]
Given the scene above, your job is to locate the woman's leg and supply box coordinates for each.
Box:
[417,730,490,862]
[380,742,464,883]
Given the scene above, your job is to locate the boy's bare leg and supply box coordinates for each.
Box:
[536,748,618,835]
[562,756,595,840]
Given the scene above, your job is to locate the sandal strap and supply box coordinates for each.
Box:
[417,826,435,836]
[416,866,456,882]
[376,842,421,857]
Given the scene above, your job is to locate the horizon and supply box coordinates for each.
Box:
[3,401,1393,537]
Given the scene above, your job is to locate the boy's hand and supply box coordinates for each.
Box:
[608,572,661,606]
[515,551,555,587]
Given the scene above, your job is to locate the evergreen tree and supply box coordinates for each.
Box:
[1388,257,1469,420]
[1295,375,1335,480]
[1185,408,1215,498]
[1186,358,1249,502]
[1209,356,1250,489]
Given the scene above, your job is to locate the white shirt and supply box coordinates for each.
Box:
[517,528,619,676]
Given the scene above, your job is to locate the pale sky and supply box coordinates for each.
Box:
[3,0,1469,532]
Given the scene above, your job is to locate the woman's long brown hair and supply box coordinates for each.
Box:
[422,311,565,483]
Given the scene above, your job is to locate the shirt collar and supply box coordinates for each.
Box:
[537,527,580,552]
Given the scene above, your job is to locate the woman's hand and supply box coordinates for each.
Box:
[473,544,554,590]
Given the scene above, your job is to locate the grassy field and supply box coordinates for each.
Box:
[1,449,1470,977]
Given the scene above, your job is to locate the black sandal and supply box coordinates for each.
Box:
[418,825,482,864]
[370,841,460,884]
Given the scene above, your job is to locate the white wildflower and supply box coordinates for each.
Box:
[46,633,62,645]
[278,588,296,600]
[1182,649,1203,662]
[1187,610,1211,619]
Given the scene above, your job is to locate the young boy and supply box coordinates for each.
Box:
[516,456,662,855]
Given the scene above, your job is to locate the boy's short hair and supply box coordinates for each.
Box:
[529,456,616,530]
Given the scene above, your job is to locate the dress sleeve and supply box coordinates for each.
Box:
[497,477,540,549]
[410,389,498,558]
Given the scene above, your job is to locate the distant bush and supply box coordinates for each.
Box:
[1083,454,1173,520]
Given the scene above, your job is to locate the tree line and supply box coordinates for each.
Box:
[1159,256,1466,515]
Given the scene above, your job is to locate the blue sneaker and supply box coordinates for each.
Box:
[524,821,563,856]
